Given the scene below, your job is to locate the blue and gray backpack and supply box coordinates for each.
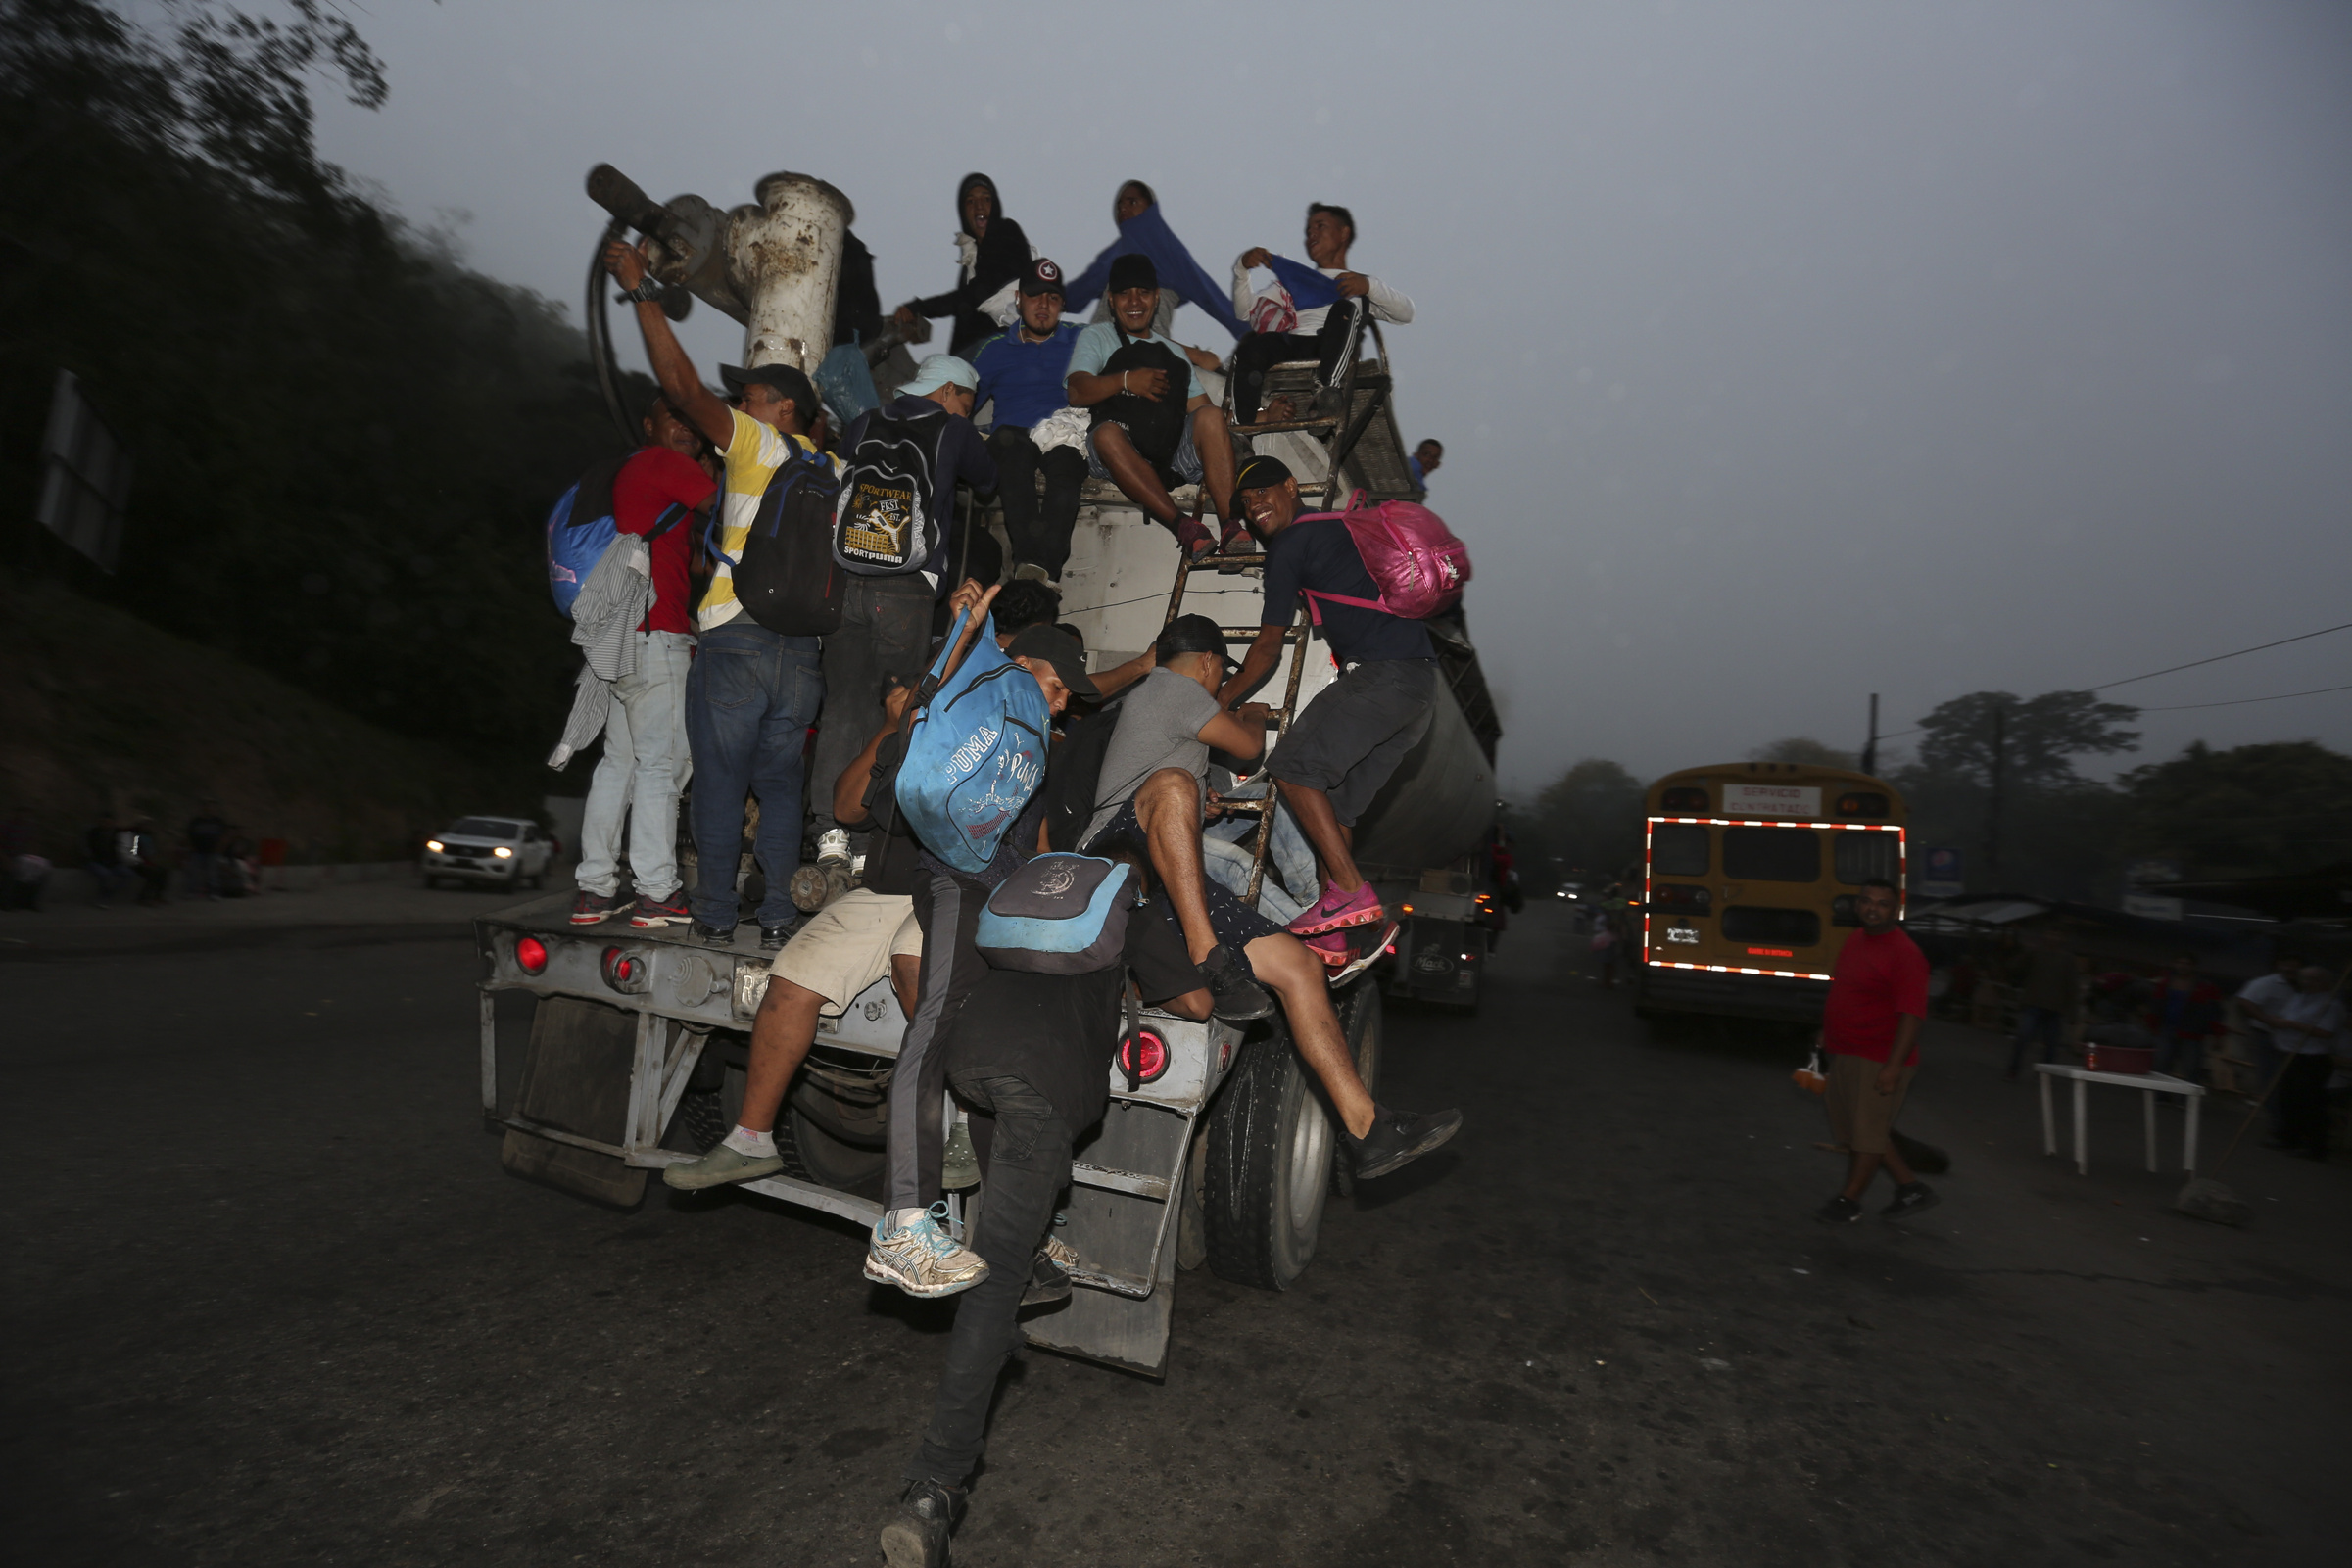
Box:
[895,610,1051,876]
[975,854,1135,974]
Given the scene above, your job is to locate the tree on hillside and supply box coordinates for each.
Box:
[1749,736,1856,770]
[1532,759,1645,882]
[2119,741,2352,879]
[2,0,633,765]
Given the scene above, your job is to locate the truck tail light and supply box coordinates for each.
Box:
[515,936,549,974]
[1118,1027,1169,1085]
[601,945,648,993]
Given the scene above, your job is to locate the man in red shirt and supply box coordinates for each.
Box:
[1816,878,1939,1222]
[571,395,718,927]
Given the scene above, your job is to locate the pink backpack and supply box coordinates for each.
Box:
[1295,490,1472,625]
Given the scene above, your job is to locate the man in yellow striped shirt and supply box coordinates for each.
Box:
[606,239,831,947]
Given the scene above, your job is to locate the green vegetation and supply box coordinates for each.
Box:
[2,0,634,772]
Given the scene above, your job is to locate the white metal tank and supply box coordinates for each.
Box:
[727,171,853,373]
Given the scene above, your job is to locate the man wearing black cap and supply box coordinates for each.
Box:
[970,259,1087,584]
[1078,613,1463,1180]
[1223,454,1439,948]
[605,238,833,948]
[1065,254,1243,559]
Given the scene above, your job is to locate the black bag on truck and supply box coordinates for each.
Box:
[1086,329,1192,479]
[720,442,845,636]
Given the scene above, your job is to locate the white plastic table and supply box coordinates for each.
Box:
[2033,1063,2204,1175]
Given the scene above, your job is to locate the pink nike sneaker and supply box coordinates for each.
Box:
[1288,879,1383,936]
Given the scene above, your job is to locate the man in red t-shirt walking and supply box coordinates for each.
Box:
[1816,878,1939,1222]
[570,395,718,927]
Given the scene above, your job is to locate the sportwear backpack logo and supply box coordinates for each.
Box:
[975,853,1135,974]
[896,610,1051,876]
[835,405,944,575]
[545,453,686,620]
[1296,489,1472,624]
[716,441,845,637]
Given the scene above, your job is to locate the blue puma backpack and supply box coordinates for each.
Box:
[895,610,1052,876]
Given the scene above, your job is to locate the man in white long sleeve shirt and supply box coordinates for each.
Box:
[1228,203,1414,424]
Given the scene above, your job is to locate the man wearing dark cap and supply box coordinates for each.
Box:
[604,237,833,947]
[970,258,1087,585]
[1078,612,1462,1182]
[1223,454,1439,946]
[1065,254,1243,559]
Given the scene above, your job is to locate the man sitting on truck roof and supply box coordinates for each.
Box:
[881,853,1214,1568]
[1228,202,1415,426]
[1077,613,1463,1182]
[1221,455,1437,946]
[1066,253,1244,561]
[969,258,1086,586]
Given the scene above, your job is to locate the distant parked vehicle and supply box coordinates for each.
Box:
[423,817,553,890]
[1555,882,1584,902]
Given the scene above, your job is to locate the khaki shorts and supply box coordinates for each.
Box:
[771,889,921,1015]
[1825,1051,1918,1156]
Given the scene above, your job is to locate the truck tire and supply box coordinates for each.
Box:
[1329,983,1384,1199]
[777,1106,885,1189]
[1203,1022,1333,1291]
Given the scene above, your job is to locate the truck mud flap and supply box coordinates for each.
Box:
[499,996,648,1208]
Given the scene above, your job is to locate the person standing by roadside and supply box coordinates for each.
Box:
[184,803,226,900]
[565,395,718,930]
[2243,964,2341,1160]
[84,814,131,907]
[2005,927,2081,1080]
[2233,951,2305,1146]
[1815,879,1937,1222]
[2146,952,2223,1094]
[604,239,830,949]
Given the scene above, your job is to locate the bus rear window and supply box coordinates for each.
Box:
[1722,828,1819,882]
[1834,832,1899,886]
[1721,906,1823,945]
[1651,824,1709,877]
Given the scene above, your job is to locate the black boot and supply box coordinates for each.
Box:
[881,1477,966,1568]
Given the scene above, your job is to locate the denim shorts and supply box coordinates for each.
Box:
[1087,414,1203,491]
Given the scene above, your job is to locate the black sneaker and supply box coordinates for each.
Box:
[1021,1251,1073,1307]
[760,919,797,952]
[1882,1181,1940,1220]
[879,1477,965,1568]
[1815,1195,1863,1224]
[569,889,620,926]
[1345,1104,1463,1180]
[1199,943,1275,1021]
[691,919,736,946]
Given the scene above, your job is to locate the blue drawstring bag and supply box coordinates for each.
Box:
[895,610,1051,875]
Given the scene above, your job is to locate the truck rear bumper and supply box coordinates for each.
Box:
[1635,964,1829,1023]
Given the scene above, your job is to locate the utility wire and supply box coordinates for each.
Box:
[1870,619,2352,746]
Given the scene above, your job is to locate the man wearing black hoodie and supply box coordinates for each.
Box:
[895,173,1032,360]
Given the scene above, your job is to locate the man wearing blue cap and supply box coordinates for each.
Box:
[804,355,1002,886]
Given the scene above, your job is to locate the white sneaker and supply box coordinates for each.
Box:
[864,1204,989,1298]
[816,828,851,865]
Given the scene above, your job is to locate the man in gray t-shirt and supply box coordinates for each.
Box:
[1083,665,1223,846]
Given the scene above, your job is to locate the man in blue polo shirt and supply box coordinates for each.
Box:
[971,258,1085,584]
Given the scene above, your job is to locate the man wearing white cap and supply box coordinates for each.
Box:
[805,356,1002,885]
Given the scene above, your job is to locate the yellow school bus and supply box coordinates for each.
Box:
[1632,762,1907,1024]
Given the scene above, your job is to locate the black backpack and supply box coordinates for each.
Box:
[1042,697,1127,852]
[1087,329,1191,472]
[834,404,945,575]
[719,443,845,637]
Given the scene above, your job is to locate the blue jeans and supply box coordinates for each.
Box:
[684,619,822,930]
[2008,1005,2067,1075]
[576,630,696,903]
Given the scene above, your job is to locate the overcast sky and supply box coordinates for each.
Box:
[310,0,2352,794]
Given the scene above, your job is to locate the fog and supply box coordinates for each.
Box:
[312,0,2352,793]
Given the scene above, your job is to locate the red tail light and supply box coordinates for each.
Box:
[515,936,549,974]
[1118,1027,1169,1085]
[601,945,648,993]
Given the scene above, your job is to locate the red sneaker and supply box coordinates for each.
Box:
[569,889,620,926]
[627,892,692,928]
[1287,879,1383,936]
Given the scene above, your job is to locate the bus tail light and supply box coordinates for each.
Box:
[1651,884,1712,915]
[1660,786,1708,812]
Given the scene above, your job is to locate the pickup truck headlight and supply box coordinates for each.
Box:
[493,846,513,859]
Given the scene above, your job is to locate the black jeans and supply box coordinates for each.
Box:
[986,426,1086,579]
[1231,297,1367,422]
[807,575,935,841]
[906,1072,1070,1489]
[884,867,992,1212]
[2278,1052,2331,1155]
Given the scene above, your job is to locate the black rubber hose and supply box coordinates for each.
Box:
[586,217,637,444]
